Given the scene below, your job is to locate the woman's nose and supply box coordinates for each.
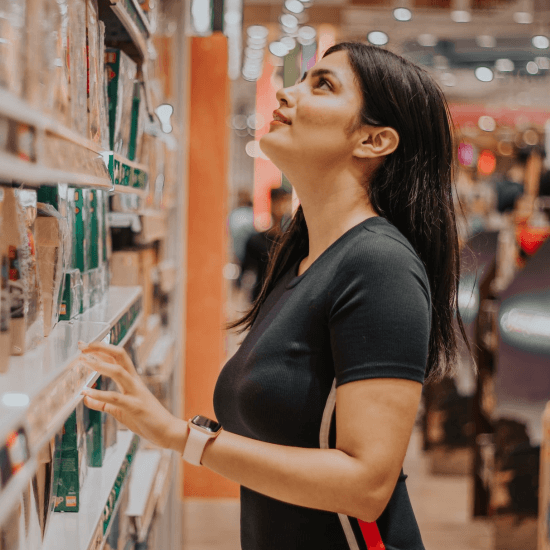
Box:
[275,84,296,107]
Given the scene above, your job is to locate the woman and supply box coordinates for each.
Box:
[80,42,474,549]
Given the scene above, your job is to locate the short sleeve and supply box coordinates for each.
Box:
[327,235,431,387]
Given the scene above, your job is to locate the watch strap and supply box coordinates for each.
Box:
[183,424,217,466]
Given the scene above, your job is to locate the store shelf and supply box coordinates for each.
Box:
[104,151,149,196]
[42,430,140,550]
[0,286,142,528]
[143,334,175,382]
[0,89,152,190]
[126,448,172,542]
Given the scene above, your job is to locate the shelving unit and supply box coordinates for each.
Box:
[0,0,187,545]
[41,431,140,550]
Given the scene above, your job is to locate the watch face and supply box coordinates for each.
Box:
[192,415,222,433]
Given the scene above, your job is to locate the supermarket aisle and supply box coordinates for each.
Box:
[181,282,495,550]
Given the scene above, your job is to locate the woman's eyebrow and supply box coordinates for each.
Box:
[298,68,341,85]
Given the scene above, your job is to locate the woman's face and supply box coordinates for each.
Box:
[259,50,364,171]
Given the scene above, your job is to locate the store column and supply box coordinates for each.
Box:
[183,33,239,499]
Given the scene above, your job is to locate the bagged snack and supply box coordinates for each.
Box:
[105,48,138,156]
[69,0,87,136]
[35,203,69,336]
[86,0,101,142]
[3,188,44,355]
[0,0,26,96]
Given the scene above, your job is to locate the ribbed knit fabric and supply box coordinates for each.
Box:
[213,216,430,549]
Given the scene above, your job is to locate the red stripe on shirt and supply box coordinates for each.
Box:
[357,519,385,549]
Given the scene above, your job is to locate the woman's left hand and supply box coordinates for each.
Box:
[78,341,188,453]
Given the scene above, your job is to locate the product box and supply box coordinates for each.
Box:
[69,0,88,136]
[98,21,110,150]
[0,0,26,97]
[86,376,117,467]
[59,269,83,321]
[35,206,69,336]
[53,405,88,512]
[105,48,138,156]
[86,0,101,142]
[110,249,155,319]
[0,187,10,373]
[128,81,146,162]
[3,188,44,355]
[87,189,99,270]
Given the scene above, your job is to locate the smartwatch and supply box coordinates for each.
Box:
[182,415,223,466]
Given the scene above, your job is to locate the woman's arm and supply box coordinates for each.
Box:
[78,342,422,524]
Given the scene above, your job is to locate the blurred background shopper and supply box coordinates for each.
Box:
[240,186,292,302]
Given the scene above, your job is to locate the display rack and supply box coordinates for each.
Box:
[41,431,140,550]
[0,287,142,527]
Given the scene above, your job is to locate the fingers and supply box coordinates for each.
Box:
[81,392,125,425]
[80,355,136,394]
[79,341,135,374]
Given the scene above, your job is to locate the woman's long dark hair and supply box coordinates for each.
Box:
[224,41,475,385]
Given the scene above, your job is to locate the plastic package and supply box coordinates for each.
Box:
[35,203,70,337]
[3,187,44,355]
[86,0,101,142]
[105,48,138,156]
[69,0,88,136]
[59,268,82,320]
[128,81,146,162]
[98,21,110,150]
[0,0,26,97]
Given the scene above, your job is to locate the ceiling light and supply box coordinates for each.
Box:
[532,35,549,49]
[297,26,316,45]
[475,66,494,82]
[280,36,297,51]
[536,56,550,69]
[451,0,471,22]
[247,25,268,40]
[284,0,304,14]
[269,41,290,57]
[526,61,539,74]
[478,115,496,132]
[418,33,437,47]
[451,10,471,22]
[279,13,298,29]
[476,35,496,48]
[513,0,534,24]
[441,72,457,87]
[495,58,514,72]
[367,31,389,46]
[393,8,412,21]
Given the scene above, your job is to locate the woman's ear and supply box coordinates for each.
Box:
[353,127,399,159]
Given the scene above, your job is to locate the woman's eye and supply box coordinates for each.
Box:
[315,78,331,90]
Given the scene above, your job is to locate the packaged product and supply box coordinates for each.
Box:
[86,0,101,142]
[52,404,88,512]
[0,0,26,97]
[31,438,56,539]
[128,81,146,162]
[68,187,89,313]
[105,48,138,156]
[98,21,110,150]
[110,248,156,319]
[69,0,88,136]
[24,0,63,112]
[59,268,82,320]
[85,375,117,467]
[35,203,70,336]
[0,187,10,373]
[3,188,44,355]
[52,0,71,125]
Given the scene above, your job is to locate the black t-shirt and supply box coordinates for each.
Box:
[213,216,431,550]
